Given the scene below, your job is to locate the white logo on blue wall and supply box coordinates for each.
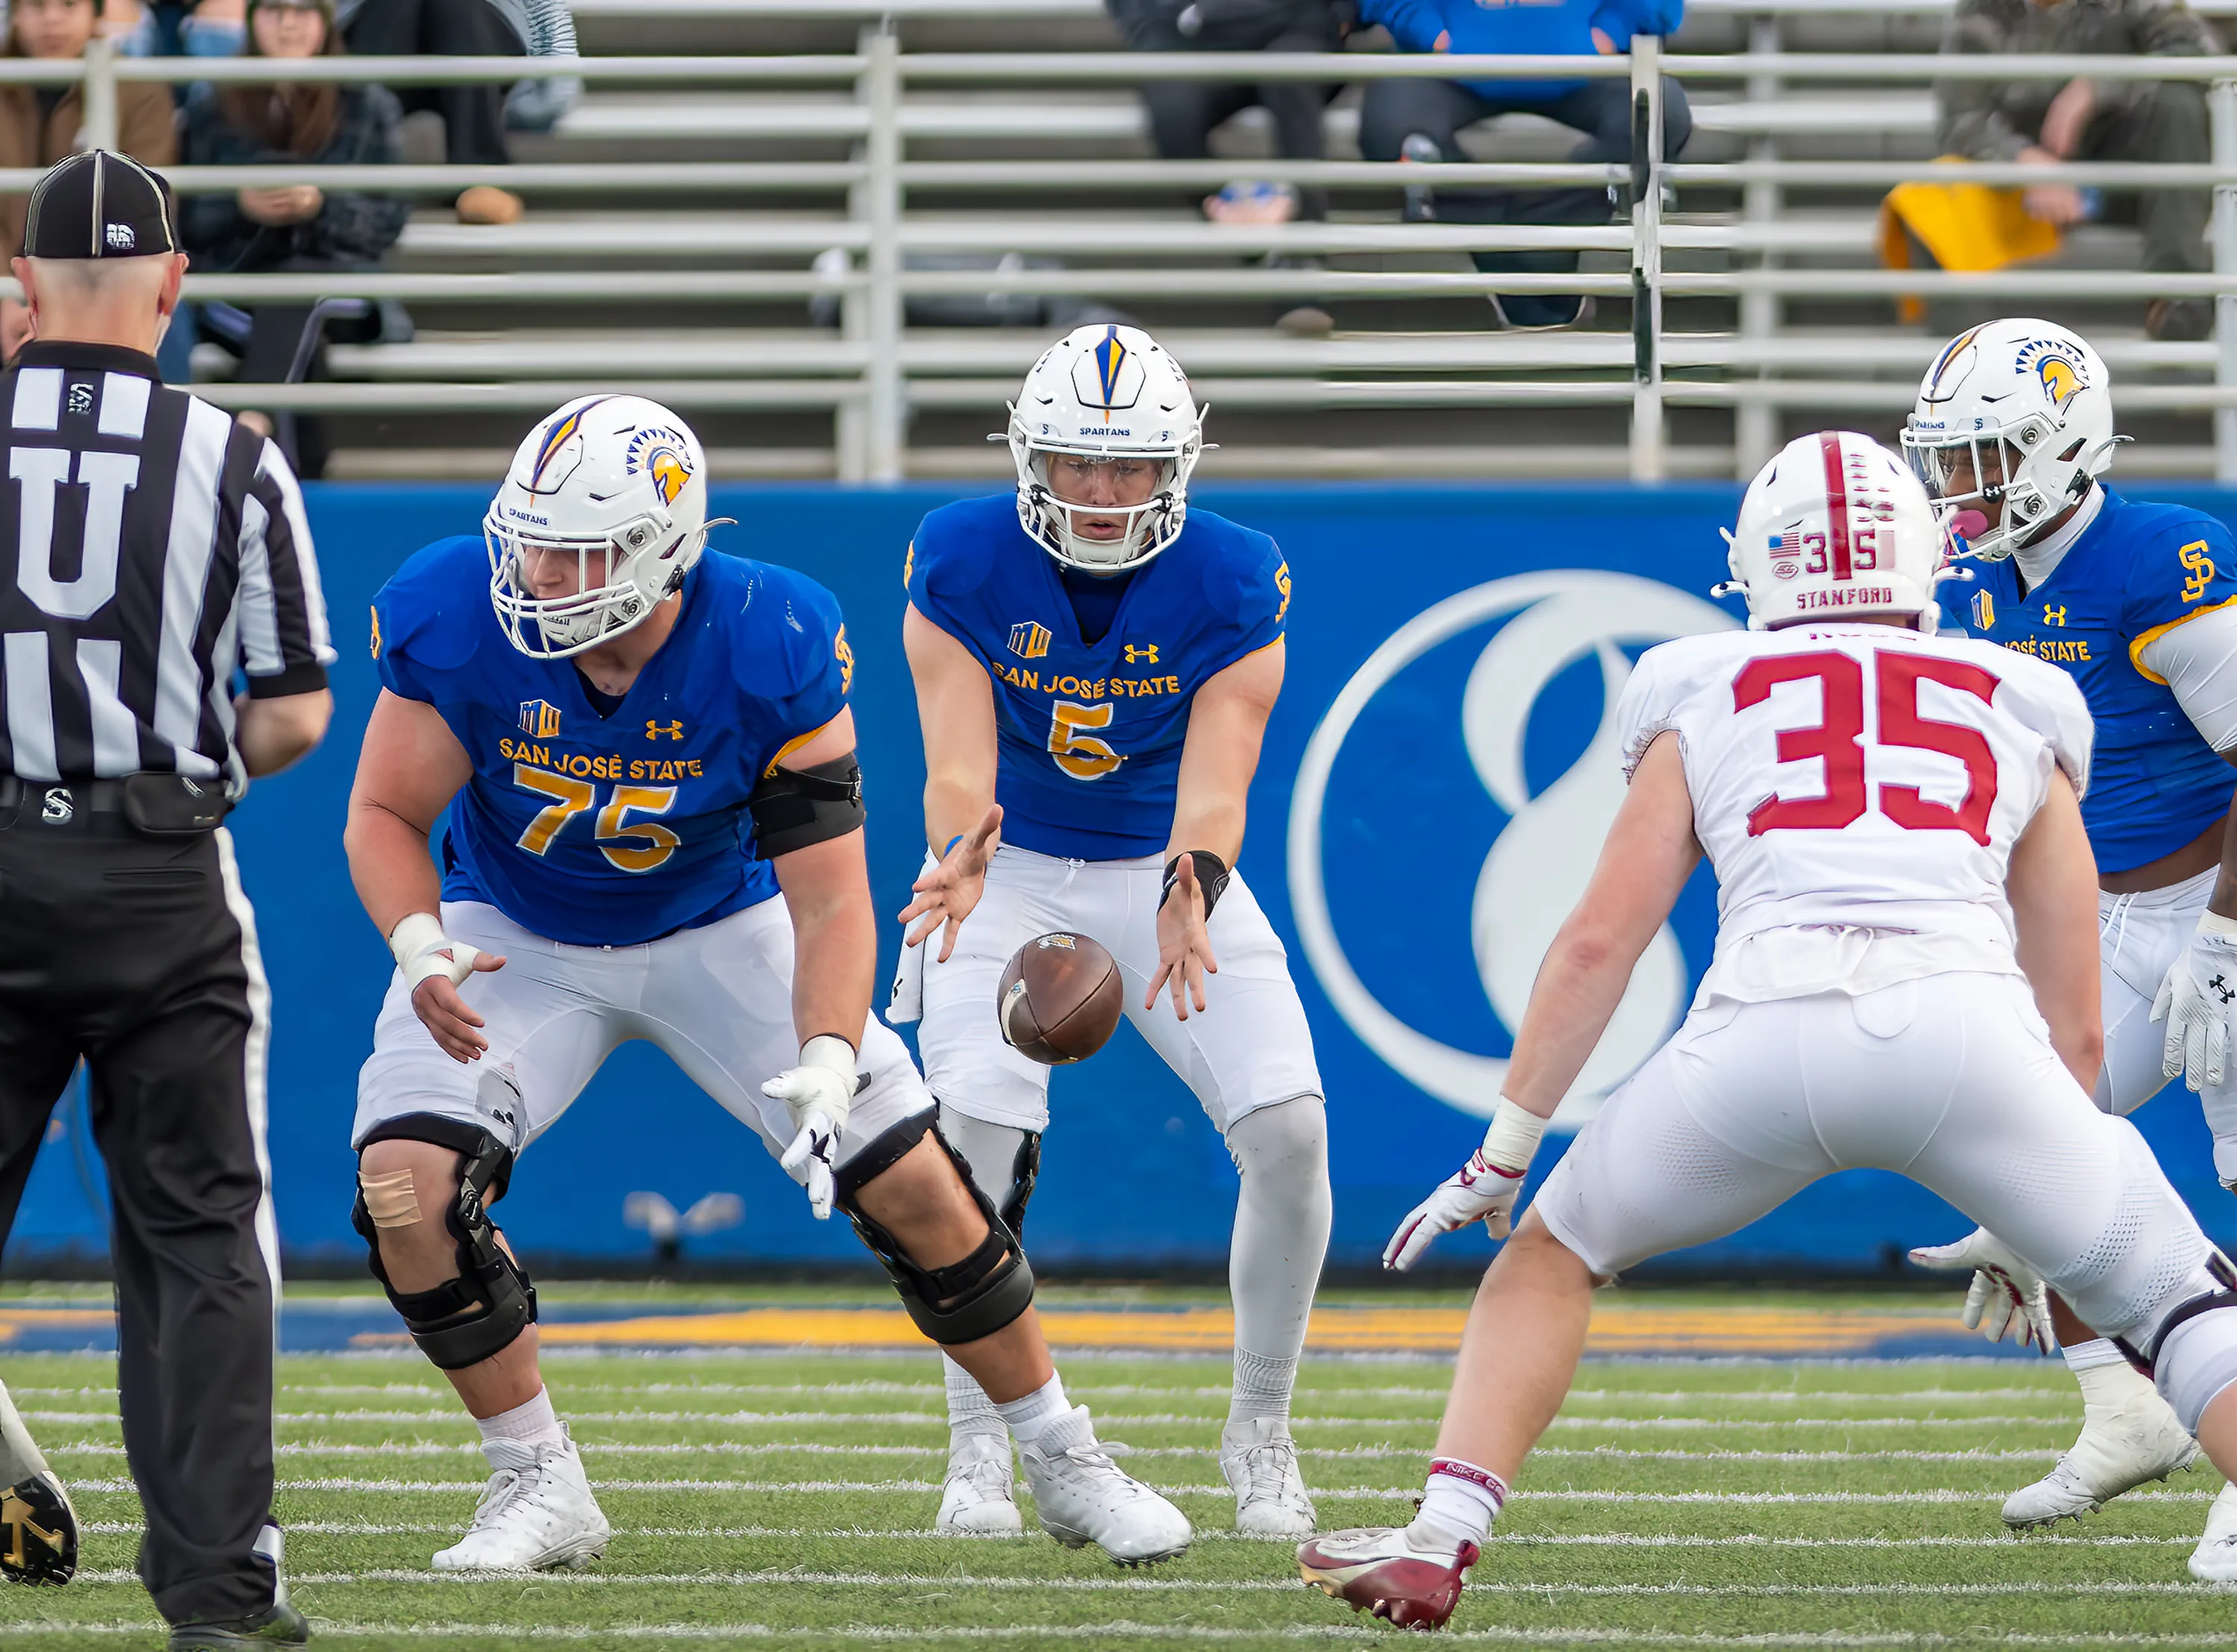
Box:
[1286,570,1737,1128]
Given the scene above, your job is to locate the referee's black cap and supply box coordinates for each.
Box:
[22,151,179,260]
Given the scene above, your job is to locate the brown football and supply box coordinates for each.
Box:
[997,932,1123,1065]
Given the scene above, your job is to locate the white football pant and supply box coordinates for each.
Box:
[2098,866,2237,1183]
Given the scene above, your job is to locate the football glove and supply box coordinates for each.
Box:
[1383,1097,1548,1272]
[764,1035,859,1220]
[2153,915,2237,1093]
[1907,1227,2057,1354]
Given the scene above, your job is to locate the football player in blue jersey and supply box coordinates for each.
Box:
[343,394,1188,1571]
[890,324,1331,1539]
[1902,319,2237,1574]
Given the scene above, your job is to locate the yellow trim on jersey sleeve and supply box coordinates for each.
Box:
[761,713,846,779]
[2130,590,2237,685]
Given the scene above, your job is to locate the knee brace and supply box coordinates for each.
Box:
[834,1109,1036,1346]
[352,1115,538,1371]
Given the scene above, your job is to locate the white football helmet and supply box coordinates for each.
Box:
[485,394,716,659]
[1007,323,1204,571]
[1722,430,1948,631]
[1901,318,2116,562]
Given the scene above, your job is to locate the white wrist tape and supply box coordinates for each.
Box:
[388,911,482,991]
[799,1034,858,1083]
[2200,909,2237,940]
[1478,1096,1548,1177]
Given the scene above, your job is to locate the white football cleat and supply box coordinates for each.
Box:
[432,1427,611,1571]
[2191,1483,2237,1580]
[2002,1366,2197,1529]
[1221,1417,1316,1536]
[937,1431,1023,1536]
[1019,1405,1192,1566]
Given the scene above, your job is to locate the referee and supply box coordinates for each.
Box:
[0,154,332,1649]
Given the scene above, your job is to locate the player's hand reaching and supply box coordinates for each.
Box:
[1148,851,1218,1020]
[2153,918,2237,1092]
[391,912,507,1064]
[1385,1150,1525,1270]
[1907,1228,2057,1354]
[765,1035,860,1220]
[900,805,1002,963]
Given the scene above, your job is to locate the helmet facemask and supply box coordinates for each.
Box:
[1011,429,1200,573]
[1901,417,2078,563]
[483,507,697,660]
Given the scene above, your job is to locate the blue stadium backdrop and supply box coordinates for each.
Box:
[12,480,2237,1273]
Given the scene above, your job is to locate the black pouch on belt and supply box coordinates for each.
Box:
[122,774,231,834]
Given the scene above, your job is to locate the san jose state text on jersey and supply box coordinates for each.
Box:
[906,494,1291,860]
[1936,489,2237,874]
[371,535,856,946]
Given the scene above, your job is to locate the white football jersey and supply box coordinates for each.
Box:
[1619,621,2094,1000]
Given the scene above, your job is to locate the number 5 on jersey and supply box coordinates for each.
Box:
[1736,650,1998,845]
[1049,699,1124,780]
[514,764,681,870]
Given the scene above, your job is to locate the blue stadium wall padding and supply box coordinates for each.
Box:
[11,479,2237,1273]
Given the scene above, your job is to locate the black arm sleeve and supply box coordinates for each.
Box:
[750,754,867,859]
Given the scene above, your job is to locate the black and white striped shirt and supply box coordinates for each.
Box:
[0,341,334,793]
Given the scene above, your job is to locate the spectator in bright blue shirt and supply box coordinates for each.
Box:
[1357,0,1690,328]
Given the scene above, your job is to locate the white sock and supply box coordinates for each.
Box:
[476,1387,564,1463]
[1407,1458,1506,1552]
[945,1353,1007,1445]
[0,1378,49,1484]
[1224,1098,1331,1412]
[2064,1337,2130,1375]
[1228,1347,1298,1435]
[995,1372,1070,1445]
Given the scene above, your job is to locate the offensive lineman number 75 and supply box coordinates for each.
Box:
[1737,651,2000,845]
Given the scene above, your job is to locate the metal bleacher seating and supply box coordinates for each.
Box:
[125,0,2237,483]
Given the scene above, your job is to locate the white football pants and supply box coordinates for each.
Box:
[1534,971,2220,1350]
[354,898,935,1179]
[2098,866,2237,1184]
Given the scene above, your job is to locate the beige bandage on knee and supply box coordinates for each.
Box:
[358,1166,422,1229]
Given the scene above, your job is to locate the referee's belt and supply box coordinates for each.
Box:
[0,774,232,836]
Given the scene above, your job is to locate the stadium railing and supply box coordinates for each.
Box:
[18,38,2237,481]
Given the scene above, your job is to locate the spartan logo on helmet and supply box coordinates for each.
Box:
[625,426,695,508]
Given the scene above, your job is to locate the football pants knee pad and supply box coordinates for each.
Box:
[835,1109,1036,1346]
[352,1115,538,1371]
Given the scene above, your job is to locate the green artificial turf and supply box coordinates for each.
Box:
[1,1288,2222,1651]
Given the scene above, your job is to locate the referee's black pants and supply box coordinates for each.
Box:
[0,801,278,1627]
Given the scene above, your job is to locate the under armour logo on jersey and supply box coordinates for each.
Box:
[39,787,71,824]
[646,719,685,740]
[518,700,561,738]
[2214,974,2235,1006]
[2042,606,2067,627]
[1124,643,1160,665]
[1009,621,1051,660]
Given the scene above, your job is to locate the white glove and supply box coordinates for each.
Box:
[764,1035,859,1220]
[388,911,482,991]
[1907,1227,2057,1354]
[1383,1097,1547,1272]
[2153,912,2237,1092]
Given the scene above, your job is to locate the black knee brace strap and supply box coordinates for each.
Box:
[2117,1252,2237,1376]
[999,1129,1042,1243]
[353,1115,538,1371]
[834,1110,1036,1346]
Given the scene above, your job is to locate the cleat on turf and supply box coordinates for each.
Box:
[1298,1525,1478,1631]
[165,1600,310,1648]
[0,1469,77,1586]
[432,1426,611,1572]
[2192,1483,2237,1580]
[1018,1405,1192,1566]
[938,1430,1024,1536]
[2002,1372,2197,1529]
[1221,1416,1316,1536]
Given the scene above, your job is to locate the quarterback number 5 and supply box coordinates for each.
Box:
[513,764,681,872]
[1048,699,1124,781]
[1734,651,1999,844]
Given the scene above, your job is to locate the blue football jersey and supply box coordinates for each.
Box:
[1936,488,2237,874]
[371,535,855,946]
[907,495,1289,860]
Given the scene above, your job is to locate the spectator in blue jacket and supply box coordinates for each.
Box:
[1356,0,1690,328]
